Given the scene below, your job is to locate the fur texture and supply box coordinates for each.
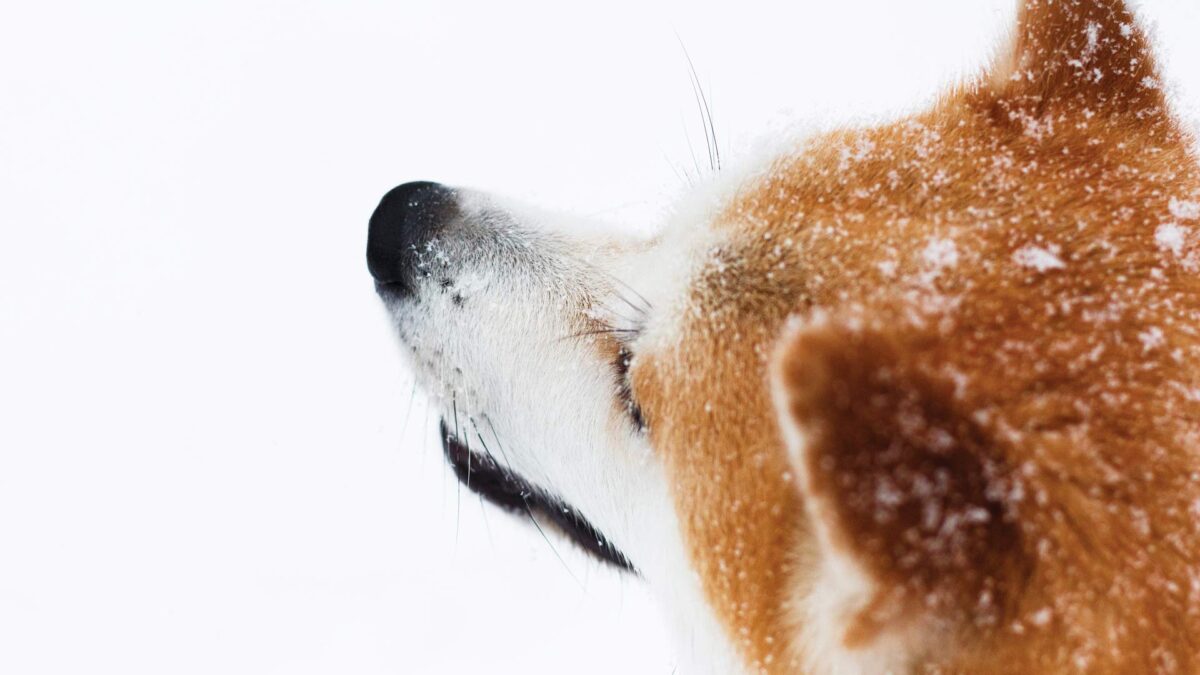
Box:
[373,1,1200,672]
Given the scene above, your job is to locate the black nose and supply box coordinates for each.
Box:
[367,181,457,288]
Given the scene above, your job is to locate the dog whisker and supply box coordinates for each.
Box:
[661,147,692,188]
[676,34,720,173]
[560,327,641,342]
[680,108,705,181]
[400,378,419,440]
[520,495,586,591]
[452,395,462,549]
[471,418,513,471]
[478,494,495,550]
[588,301,643,330]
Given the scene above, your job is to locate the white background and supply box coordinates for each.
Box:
[1,1,1197,673]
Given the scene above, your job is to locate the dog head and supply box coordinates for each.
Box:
[370,1,1200,672]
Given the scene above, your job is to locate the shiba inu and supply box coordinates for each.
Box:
[368,0,1200,671]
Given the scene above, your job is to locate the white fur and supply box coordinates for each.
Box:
[379,186,747,673]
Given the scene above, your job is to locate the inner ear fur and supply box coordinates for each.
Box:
[771,312,1030,649]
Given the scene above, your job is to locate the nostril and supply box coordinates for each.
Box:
[366,181,457,287]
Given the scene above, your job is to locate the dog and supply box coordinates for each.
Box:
[368,0,1200,671]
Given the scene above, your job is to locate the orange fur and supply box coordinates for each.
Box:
[633,0,1200,671]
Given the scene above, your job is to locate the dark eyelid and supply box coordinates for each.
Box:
[613,343,645,431]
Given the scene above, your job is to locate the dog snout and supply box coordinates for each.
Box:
[366,181,457,290]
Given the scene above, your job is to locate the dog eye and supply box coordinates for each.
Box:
[613,344,645,431]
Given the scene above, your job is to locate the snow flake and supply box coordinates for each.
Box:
[964,507,991,524]
[1139,327,1165,353]
[1131,507,1152,536]
[1169,198,1200,221]
[1083,22,1100,61]
[1012,245,1065,272]
[1155,223,1188,256]
[922,238,959,269]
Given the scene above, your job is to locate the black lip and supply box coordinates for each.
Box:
[439,421,636,573]
[374,279,413,300]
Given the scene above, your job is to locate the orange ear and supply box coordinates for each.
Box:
[771,312,1029,651]
[989,0,1164,114]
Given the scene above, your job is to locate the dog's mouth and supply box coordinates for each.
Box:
[439,421,635,573]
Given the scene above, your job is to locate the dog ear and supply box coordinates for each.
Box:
[987,0,1165,116]
[770,312,1029,653]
